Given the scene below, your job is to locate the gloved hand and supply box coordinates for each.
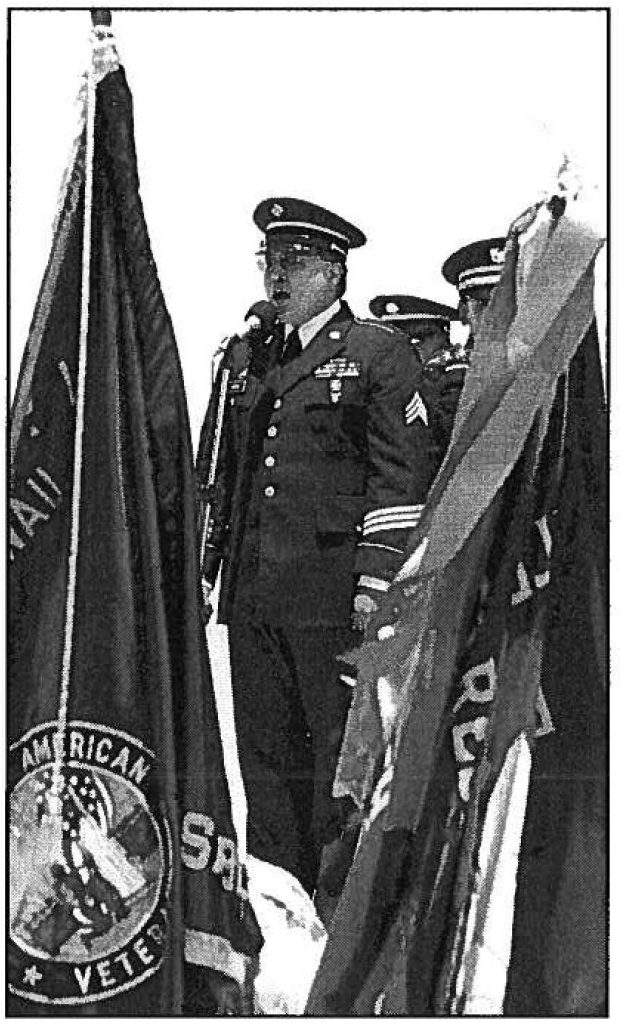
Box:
[200,579,214,624]
[351,590,379,635]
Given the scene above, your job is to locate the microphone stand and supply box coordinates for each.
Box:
[198,359,231,613]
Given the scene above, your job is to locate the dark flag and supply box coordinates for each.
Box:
[306,192,606,1015]
[502,318,607,1015]
[9,23,261,1015]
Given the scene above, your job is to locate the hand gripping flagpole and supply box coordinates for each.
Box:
[50,14,104,812]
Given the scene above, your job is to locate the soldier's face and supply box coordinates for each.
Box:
[411,325,447,364]
[262,244,342,327]
[459,286,494,337]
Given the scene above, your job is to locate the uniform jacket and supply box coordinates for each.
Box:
[419,346,470,474]
[197,301,434,626]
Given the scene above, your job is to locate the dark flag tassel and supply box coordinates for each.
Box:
[306,188,606,1015]
[9,20,261,1014]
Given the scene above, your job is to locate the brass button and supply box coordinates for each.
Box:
[265,456,275,468]
[267,425,278,438]
[273,398,282,410]
[264,486,275,498]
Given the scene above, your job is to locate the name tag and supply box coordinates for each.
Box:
[229,367,249,394]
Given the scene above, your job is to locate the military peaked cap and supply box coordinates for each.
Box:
[442,237,506,294]
[253,197,366,256]
[369,294,457,326]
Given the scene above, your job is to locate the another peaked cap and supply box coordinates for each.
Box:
[442,237,507,293]
[369,294,457,325]
[253,197,367,252]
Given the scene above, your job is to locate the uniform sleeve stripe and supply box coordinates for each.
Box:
[363,519,422,536]
[363,510,424,528]
[356,542,404,553]
[364,504,424,524]
[358,574,391,592]
[363,513,423,528]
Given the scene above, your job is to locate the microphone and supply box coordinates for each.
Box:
[244,299,278,338]
[213,299,278,368]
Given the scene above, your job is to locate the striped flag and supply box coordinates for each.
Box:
[306,189,606,1015]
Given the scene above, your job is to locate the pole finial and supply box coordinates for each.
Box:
[91,9,112,27]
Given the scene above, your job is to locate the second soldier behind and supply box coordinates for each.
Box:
[369,294,468,474]
[442,236,506,345]
[196,199,435,898]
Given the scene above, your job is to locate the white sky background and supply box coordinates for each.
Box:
[10,6,608,444]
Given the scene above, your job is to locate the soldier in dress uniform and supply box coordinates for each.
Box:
[196,198,434,894]
[441,236,506,344]
[369,294,467,473]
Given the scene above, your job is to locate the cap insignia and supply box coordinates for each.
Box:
[489,246,505,264]
[385,301,400,314]
[271,203,284,218]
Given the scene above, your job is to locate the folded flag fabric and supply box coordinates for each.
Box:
[307,189,606,1016]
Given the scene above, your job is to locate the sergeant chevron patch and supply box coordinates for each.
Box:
[404,391,428,426]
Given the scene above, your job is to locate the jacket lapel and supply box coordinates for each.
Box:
[267,303,356,397]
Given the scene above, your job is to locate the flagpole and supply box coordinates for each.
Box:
[51,19,99,806]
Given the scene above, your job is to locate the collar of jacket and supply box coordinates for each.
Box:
[267,301,355,398]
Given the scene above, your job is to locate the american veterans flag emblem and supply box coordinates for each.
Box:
[9,721,172,1005]
[404,391,428,426]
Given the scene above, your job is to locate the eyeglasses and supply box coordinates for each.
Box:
[256,252,308,273]
[256,248,330,274]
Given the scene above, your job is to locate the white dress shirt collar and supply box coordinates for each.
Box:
[284,299,342,349]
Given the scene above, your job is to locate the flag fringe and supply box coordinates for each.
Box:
[184,928,253,988]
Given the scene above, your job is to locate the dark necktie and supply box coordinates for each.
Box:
[280,327,302,366]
